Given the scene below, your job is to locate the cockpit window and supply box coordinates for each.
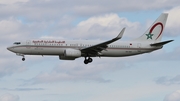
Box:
[13,42,21,45]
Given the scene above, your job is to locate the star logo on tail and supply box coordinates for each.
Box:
[146,33,154,39]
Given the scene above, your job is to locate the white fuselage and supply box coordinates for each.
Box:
[7,39,162,58]
[6,13,171,64]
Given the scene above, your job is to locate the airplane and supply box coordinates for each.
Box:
[7,13,173,64]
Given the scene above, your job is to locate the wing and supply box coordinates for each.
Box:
[81,28,126,56]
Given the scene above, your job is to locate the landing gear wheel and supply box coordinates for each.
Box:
[22,58,25,61]
[84,59,89,64]
[88,58,93,63]
[84,57,93,64]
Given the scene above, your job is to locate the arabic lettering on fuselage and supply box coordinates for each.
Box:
[32,40,65,44]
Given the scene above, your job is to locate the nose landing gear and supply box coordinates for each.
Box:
[84,57,93,64]
[16,53,25,61]
[22,57,25,61]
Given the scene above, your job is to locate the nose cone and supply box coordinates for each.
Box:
[7,47,11,50]
[7,46,13,52]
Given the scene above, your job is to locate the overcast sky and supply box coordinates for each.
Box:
[1,0,180,101]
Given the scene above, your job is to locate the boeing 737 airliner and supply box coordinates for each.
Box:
[7,13,173,64]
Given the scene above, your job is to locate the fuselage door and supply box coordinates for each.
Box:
[26,40,31,49]
[137,43,141,52]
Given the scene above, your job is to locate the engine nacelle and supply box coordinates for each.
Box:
[64,49,81,57]
[59,56,76,60]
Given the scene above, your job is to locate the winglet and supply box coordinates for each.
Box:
[116,27,125,39]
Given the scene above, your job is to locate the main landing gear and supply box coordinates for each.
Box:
[84,57,93,64]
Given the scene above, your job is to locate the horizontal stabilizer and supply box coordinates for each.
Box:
[150,40,174,46]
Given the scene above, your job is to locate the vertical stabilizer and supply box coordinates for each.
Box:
[135,13,168,42]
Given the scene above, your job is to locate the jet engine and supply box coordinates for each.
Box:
[64,49,81,57]
[59,49,81,60]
